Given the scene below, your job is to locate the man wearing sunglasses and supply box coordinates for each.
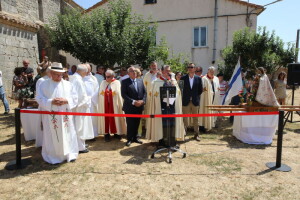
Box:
[180,63,203,141]
[98,69,126,142]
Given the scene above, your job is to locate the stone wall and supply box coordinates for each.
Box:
[0,23,39,94]
[0,0,82,95]
[1,0,39,21]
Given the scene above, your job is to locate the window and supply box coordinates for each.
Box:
[193,26,207,47]
[145,0,157,4]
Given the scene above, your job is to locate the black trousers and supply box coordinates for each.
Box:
[125,110,142,141]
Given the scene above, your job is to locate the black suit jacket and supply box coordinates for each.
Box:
[121,78,146,113]
[181,74,203,106]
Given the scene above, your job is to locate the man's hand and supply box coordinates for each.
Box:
[134,100,144,107]
[52,98,68,106]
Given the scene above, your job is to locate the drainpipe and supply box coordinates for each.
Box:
[296,29,299,63]
[212,0,218,64]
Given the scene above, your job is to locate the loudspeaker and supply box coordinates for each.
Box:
[287,63,300,85]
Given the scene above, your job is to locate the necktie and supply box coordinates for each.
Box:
[132,79,138,91]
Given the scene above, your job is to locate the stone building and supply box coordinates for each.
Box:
[0,0,83,94]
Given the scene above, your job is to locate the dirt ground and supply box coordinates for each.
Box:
[0,89,300,200]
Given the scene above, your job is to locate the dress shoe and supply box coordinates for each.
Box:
[133,138,143,144]
[114,134,122,140]
[104,134,111,142]
[125,140,132,147]
[79,148,89,154]
[194,134,201,141]
[199,126,206,133]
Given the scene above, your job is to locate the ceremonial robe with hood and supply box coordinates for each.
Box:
[98,79,126,135]
[146,78,185,142]
[199,75,220,130]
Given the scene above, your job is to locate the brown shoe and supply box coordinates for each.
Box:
[194,134,201,141]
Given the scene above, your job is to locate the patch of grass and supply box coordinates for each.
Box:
[201,134,219,140]
[189,154,242,174]
[240,187,263,200]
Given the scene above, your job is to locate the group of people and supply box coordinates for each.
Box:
[28,59,227,164]
[3,56,289,165]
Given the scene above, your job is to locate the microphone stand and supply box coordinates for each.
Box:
[151,86,186,163]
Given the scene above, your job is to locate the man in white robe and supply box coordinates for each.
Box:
[199,66,220,131]
[35,67,52,148]
[146,65,185,143]
[143,61,158,115]
[36,63,79,164]
[98,69,126,142]
[83,64,99,137]
[70,64,94,153]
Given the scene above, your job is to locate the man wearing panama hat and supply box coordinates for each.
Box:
[36,62,79,164]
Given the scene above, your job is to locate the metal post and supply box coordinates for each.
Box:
[15,108,22,167]
[5,108,31,170]
[275,110,284,167]
[266,110,291,172]
[296,29,299,63]
[290,84,295,122]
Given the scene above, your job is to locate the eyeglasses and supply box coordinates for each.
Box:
[187,67,194,69]
[196,70,202,72]
[106,76,112,78]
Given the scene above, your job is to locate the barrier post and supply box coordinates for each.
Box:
[266,110,291,172]
[5,108,31,170]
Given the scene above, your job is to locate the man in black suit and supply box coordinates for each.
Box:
[121,66,146,147]
[180,63,203,141]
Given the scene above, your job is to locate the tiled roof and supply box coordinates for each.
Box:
[0,11,40,32]
[228,0,263,9]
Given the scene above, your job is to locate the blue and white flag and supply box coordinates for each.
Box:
[222,59,243,105]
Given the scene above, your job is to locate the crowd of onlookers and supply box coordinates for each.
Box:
[0,56,289,116]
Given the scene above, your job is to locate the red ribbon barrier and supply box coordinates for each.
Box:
[20,109,279,118]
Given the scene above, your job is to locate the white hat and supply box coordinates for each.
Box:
[49,62,65,72]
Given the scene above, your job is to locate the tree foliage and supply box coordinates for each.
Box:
[219,27,297,80]
[46,0,164,68]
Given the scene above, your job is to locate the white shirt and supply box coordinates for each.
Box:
[189,75,194,89]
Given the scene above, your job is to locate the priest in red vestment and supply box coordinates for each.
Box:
[98,69,126,142]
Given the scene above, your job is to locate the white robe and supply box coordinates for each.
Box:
[83,74,99,137]
[97,80,126,135]
[36,79,79,164]
[143,71,157,115]
[199,75,220,130]
[145,79,185,142]
[70,73,94,140]
[35,75,50,148]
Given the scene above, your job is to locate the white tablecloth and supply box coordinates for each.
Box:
[232,113,278,144]
[21,109,43,145]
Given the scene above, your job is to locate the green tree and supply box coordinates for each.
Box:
[46,0,163,68]
[219,27,297,80]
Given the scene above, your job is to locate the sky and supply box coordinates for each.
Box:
[74,0,300,49]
